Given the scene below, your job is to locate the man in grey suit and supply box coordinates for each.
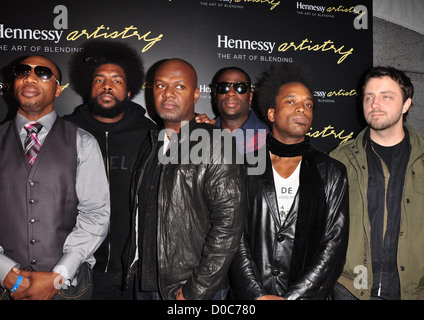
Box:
[0,55,110,300]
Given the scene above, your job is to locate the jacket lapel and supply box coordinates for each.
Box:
[259,151,281,226]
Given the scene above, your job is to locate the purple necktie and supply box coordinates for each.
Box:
[24,122,43,166]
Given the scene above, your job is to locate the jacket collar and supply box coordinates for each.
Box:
[71,100,148,132]
[405,124,424,163]
[154,115,199,144]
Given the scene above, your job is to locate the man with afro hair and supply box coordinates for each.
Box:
[64,40,156,300]
[230,63,349,299]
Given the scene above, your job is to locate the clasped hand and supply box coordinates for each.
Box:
[5,267,66,300]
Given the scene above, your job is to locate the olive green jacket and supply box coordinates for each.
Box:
[330,124,424,300]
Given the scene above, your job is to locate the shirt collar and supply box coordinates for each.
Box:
[240,110,257,130]
[215,110,254,132]
[15,110,57,133]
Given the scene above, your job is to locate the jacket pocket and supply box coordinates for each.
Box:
[347,177,362,216]
[55,262,93,300]
[412,175,424,195]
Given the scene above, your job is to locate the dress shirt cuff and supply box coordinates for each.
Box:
[52,252,82,285]
[0,252,20,288]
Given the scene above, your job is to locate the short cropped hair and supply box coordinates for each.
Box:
[212,66,252,86]
[362,66,414,103]
[69,39,144,100]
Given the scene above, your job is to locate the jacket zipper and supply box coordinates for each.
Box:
[370,143,390,297]
[157,161,165,299]
[104,131,112,273]
[125,132,155,287]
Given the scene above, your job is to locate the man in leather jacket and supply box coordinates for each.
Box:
[230,64,349,300]
[123,58,246,300]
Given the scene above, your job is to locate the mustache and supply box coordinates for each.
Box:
[160,99,178,106]
[97,92,118,101]
[223,98,240,104]
[89,96,128,119]
[20,84,39,91]
[368,110,386,115]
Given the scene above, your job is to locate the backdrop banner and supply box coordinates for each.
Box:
[0,0,372,152]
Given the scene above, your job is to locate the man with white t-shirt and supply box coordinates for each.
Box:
[230,64,349,300]
[273,161,301,224]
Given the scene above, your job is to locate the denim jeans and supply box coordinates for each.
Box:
[211,286,229,300]
[333,282,358,300]
[169,285,230,300]
[134,273,229,300]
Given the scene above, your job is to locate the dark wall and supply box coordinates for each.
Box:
[0,0,373,152]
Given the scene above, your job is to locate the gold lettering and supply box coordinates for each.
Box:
[307,125,354,145]
[327,6,359,14]
[277,38,354,64]
[234,0,280,11]
[66,25,163,52]
[327,89,357,97]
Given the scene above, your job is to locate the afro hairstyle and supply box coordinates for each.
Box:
[257,63,315,124]
[69,39,144,100]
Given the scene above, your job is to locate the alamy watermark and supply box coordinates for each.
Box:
[157,123,267,175]
[353,5,368,30]
[353,265,368,290]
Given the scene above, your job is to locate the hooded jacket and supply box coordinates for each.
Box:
[64,101,157,273]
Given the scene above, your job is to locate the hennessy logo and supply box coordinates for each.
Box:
[217,35,276,54]
[0,5,67,44]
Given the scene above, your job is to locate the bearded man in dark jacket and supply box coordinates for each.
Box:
[64,40,157,299]
[230,64,349,300]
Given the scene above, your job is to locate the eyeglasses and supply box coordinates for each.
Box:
[216,82,251,94]
[13,64,60,84]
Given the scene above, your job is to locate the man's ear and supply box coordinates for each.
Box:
[55,84,63,98]
[267,108,275,123]
[402,97,412,115]
[194,88,200,103]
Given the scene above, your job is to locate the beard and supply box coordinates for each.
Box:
[19,100,39,109]
[156,109,181,122]
[89,94,128,119]
[366,109,403,131]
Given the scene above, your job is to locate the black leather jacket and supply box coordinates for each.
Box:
[230,148,349,299]
[123,119,246,299]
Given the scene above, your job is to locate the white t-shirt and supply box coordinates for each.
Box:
[272,159,301,225]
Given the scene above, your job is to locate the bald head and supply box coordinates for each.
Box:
[153,58,199,132]
[156,58,198,87]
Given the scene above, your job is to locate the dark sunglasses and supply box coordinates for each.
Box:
[13,64,60,84]
[216,82,251,94]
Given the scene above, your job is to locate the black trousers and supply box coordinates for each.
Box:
[91,268,135,300]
